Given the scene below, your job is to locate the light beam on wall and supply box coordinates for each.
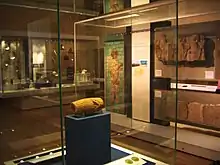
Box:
[106,14,140,21]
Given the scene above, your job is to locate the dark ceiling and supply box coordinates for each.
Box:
[0,0,103,14]
[1,0,73,7]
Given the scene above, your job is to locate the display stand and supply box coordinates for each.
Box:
[65,112,111,165]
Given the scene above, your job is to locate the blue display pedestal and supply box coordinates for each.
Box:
[65,112,111,165]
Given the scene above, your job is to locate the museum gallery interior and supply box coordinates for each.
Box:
[0,0,220,165]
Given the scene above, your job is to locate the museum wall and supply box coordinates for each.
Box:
[131,0,148,7]
[0,5,88,35]
[131,0,151,122]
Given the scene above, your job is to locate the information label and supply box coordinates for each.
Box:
[155,91,162,98]
[155,70,162,77]
[205,71,214,79]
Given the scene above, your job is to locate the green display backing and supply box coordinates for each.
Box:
[104,0,124,13]
[104,40,125,114]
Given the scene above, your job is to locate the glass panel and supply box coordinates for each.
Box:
[74,0,103,16]
[0,2,63,164]
[176,0,220,162]
[0,38,25,93]
[74,1,178,164]
[0,40,2,93]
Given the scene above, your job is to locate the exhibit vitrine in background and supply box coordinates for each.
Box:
[74,0,179,164]
[0,38,26,92]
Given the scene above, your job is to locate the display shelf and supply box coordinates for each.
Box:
[170,83,217,93]
[0,83,99,98]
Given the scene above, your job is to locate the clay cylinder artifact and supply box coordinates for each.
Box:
[71,98,104,114]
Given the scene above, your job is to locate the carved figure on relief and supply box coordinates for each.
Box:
[107,49,123,104]
[155,34,168,61]
[179,37,189,61]
[186,35,205,61]
[198,35,205,60]
[110,0,120,12]
[155,34,174,61]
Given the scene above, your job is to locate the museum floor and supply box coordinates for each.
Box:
[0,99,212,165]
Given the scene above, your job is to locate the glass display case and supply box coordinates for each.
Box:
[0,2,98,165]
[74,0,179,164]
[0,38,27,92]
[1,0,220,165]
[74,0,220,163]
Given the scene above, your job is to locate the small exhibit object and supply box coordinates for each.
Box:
[70,97,104,115]
[105,154,153,165]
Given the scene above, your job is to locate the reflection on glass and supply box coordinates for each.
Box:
[0,38,26,92]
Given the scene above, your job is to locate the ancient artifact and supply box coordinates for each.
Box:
[155,33,206,64]
[155,34,175,62]
[185,35,205,61]
[110,0,121,12]
[215,38,220,79]
[178,101,188,120]
[107,49,123,104]
[187,102,204,123]
[178,37,188,61]
[203,104,220,127]
[70,98,104,115]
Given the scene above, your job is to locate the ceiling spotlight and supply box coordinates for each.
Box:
[1,40,5,48]
[61,44,65,50]
[10,56,16,60]
[5,63,8,67]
